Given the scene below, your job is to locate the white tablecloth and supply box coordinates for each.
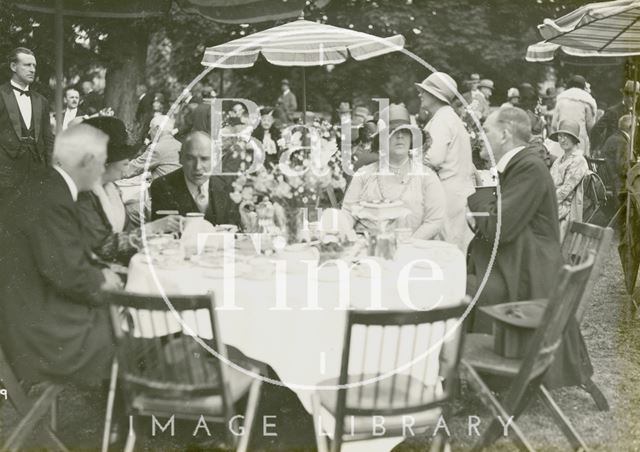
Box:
[125,239,466,411]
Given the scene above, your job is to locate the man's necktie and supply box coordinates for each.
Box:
[12,86,31,97]
[196,184,208,213]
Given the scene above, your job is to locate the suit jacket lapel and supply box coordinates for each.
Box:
[209,176,232,225]
[173,170,199,214]
[1,84,23,138]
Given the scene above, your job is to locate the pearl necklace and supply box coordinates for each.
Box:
[376,159,412,201]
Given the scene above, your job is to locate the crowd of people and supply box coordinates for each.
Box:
[0,44,638,447]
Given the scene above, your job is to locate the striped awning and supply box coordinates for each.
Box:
[201,19,405,68]
[537,0,640,55]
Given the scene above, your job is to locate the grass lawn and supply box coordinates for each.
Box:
[1,240,639,451]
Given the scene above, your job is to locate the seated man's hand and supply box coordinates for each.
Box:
[101,268,123,291]
[146,215,181,234]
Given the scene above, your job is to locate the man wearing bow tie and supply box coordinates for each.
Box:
[0,47,54,201]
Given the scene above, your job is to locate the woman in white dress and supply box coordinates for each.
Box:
[341,104,446,240]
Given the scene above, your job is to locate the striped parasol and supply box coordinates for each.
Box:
[201,19,405,68]
[538,0,640,54]
[526,39,638,62]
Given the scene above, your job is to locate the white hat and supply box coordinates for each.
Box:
[415,72,459,105]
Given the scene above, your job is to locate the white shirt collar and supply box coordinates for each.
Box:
[53,165,79,201]
[184,176,209,200]
[10,80,29,91]
[495,145,526,173]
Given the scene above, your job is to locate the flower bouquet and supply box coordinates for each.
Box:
[230,120,347,243]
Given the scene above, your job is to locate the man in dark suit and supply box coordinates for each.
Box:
[0,47,54,201]
[467,107,563,332]
[590,80,640,153]
[0,124,122,386]
[468,107,592,388]
[58,87,89,130]
[79,78,105,116]
[150,131,240,227]
[275,79,297,125]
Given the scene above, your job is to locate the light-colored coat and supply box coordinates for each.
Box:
[552,87,597,155]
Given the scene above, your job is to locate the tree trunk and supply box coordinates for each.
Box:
[103,23,149,137]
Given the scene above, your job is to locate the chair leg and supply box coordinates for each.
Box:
[237,379,262,452]
[311,393,330,452]
[460,361,534,452]
[50,396,58,431]
[101,360,119,452]
[582,378,609,411]
[538,385,588,451]
[123,416,137,452]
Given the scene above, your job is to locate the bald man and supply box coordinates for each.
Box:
[467,107,563,333]
[0,124,122,386]
[150,131,240,226]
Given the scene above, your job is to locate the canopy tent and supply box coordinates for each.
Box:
[201,18,405,120]
[14,0,326,131]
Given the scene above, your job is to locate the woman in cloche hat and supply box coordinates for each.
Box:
[75,116,181,264]
[548,119,589,239]
[340,104,446,240]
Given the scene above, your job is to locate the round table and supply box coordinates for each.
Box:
[125,239,466,411]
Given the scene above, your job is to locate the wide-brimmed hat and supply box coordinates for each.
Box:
[352,105,372,123]
[415,72,458,105]
[622,80,640,95]
[336,101,351,114]
[507,87,520,99]
[378,104,411,133]
[549,119,581,143]
[83,116,136,163]
[478,79,494,91]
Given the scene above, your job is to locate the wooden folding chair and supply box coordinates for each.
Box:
[311,300,469,452]
[561,221,613,411]
[462,256,594,451]
[101,291,262,452]
[0,343,68,451]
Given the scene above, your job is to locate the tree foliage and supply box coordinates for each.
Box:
[0,0,629,127]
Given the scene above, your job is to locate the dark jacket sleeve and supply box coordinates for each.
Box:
[150,177,171,220]
[29,198,105,306]
[468,157,548,245]
[590,106,619,152]
[41,97,54,165]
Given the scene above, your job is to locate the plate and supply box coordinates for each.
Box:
[360,200,403,209]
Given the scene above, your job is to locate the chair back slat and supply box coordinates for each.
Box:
[105,291,228,401]
[514,255,595,390]
[388,327,403,405]
[335,301,468,423]
[405,326,419,406]
[560,221,613,322]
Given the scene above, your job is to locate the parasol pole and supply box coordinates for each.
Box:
[625,59,638,296]
[301,66,307,124]
[54,0,63,134]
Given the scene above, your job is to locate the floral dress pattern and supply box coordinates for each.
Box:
[549,149,589,222]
